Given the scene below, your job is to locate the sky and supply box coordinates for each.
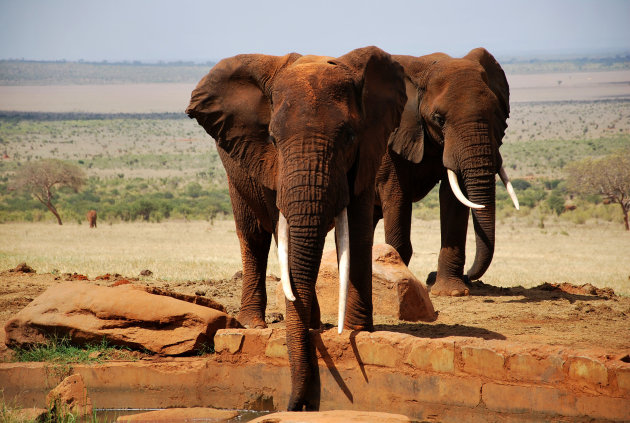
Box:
[0,0,629,62]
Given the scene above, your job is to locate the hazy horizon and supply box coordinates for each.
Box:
[1,0,629,63]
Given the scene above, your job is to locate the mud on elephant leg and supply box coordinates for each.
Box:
[433,180,470,297]
[229,182,272,328]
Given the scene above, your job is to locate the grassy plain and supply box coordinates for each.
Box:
[0,59,629,297]
[1,218,628,296]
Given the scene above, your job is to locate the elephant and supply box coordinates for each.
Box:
[186,46,406,410]
[374,48,519,297]
[86,210,97,228]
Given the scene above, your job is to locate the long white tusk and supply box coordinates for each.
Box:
[334,208,350,335]
[278,213,295,302]
[499,166,520,210]
[447,169,485,209]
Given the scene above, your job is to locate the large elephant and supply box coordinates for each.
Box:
[374,48,519,297]
[186,46,406,410]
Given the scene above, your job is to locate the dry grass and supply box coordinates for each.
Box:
[1,218,628,295]
[396,218,630,295]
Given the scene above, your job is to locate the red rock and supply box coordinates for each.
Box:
[250,410,412,423]
[282,244,436,323]
[111,279,132,287]
[116,407,238,422]
[46,374,93,416]
[4,282,242,355]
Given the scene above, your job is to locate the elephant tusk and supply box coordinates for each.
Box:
[278,213,296,302]
[334,208,350,335]
[447,169,485,209]
[499,166,520,210]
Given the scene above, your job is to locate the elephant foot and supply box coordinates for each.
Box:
[430,277,470,297]
[236,311,267,329]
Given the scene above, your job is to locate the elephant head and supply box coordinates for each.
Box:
[186,46,406,409]
[388,48,518,292]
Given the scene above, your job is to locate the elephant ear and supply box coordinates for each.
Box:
[387,76,424,163]
[186,53,300,189]
[338,46,407,196]
[464,48,510,146]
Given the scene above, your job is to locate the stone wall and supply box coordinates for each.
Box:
[2,328,629,422]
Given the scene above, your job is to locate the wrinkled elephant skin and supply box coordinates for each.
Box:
[187,46,406,410]
[375,48,514,297]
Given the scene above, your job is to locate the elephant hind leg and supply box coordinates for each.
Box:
[229,181,272,329]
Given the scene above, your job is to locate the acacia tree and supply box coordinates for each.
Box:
[565,150,630,231]
[12,159,86,225]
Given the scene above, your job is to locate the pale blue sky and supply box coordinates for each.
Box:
[1,0,629,62]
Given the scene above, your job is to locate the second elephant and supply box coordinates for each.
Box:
[374,48,519,297]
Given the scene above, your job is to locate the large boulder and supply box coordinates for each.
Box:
[279,244,436,323]
[4,282,242,355]
[117,408,238,422]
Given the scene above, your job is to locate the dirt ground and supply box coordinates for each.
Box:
[1,264,629,361]
[1,71,628,113]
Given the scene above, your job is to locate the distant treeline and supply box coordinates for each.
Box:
[0,111,189,122]
[2,55,630,85]
[0,60,216,85]
[501,54,630,74]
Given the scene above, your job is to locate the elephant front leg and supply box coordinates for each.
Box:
[344,188,376,331]
[433,179,470,296]
[229,182,271,328]
[382,195,413,266]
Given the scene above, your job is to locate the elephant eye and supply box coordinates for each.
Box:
[343,126,356,145]
[432,112,445,127]
[268,134,277,146]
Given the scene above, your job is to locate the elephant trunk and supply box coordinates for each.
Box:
[282,197,327,411]
[456,130,496,281]
[278,149,347,410]
[466,178,496,280]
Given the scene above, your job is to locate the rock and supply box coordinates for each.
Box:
[5,282,242,355]
[10,262,35,273]
[139,269,153,276]
[111,279,133,287]
[266,312,284,324]
[137,285,228,313]
[250,410,412,423]
[279,244,436,323]
[116,407,238,422]
[46,374,93,417]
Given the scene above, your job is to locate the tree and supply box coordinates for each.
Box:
[12,159,86,225]
[565,150,630,230]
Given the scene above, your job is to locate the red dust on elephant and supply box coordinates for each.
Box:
[187,46,406,410]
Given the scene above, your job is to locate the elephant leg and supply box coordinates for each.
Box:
[372,204,383,230]
[285,289,317,411]
[433,179,470,296]
[344,188,376,331]
[228,181,271,328]
[383,196,413,265]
